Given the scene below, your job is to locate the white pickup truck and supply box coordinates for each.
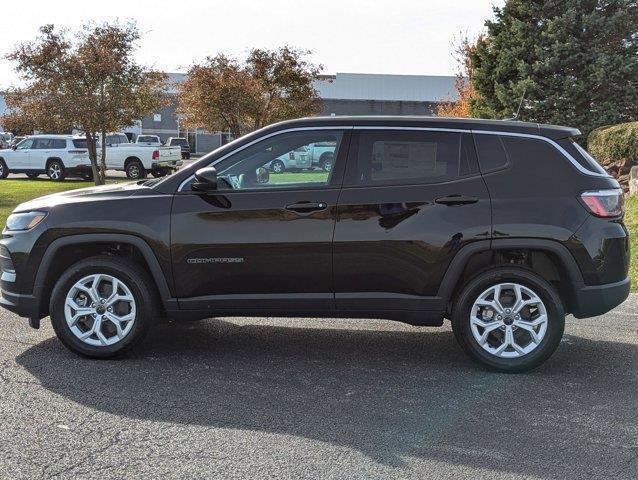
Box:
[83,133,183,179]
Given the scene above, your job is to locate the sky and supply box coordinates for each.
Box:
[0,0,504,89]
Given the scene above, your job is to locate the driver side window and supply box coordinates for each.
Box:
[16,138,34,150]
[213,130,344,191]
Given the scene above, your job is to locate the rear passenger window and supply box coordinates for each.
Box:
[474,134,509,172]
[354,131,478,186]
[51,139,66,149]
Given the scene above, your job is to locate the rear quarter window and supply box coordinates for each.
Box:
[557,138,609,175]
[474,134,510,172]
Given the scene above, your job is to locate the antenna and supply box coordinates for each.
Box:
[506,85,527,121]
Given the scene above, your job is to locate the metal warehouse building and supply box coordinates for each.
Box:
[1,72,456,154]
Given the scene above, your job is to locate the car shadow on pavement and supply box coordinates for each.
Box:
[16,318,638,479]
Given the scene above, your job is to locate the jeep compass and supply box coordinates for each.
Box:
[0,117,630,372]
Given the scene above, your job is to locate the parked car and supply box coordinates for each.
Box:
[83,133,183,179]
[0,134,92,181]
[0,116,630,372]
[166,137,191,159]
[267,146,313,173]
[308,142,337,172]
[135,135,162,146]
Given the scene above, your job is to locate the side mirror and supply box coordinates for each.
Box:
[192,167,218,192]
[11,145,17,150]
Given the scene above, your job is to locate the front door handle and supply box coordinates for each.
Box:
[435,195,479,206]
[285,201,328,214]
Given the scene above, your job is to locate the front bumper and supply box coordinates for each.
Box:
[571,277,631,318]
[0,288,37,318]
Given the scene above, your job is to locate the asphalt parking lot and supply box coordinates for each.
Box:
[0,297,636,480]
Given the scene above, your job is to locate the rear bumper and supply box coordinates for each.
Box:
[571,277,631,318]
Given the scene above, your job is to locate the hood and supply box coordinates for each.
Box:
[14,181,153,213]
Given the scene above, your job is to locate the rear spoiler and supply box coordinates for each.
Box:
[539,124,581,140]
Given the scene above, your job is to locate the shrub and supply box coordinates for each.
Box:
[588,122,638,191]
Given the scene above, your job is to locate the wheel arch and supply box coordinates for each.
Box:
[33,233,175,318]
[45,157,64,168]
[124,156,142,167]
[438,239,584,315]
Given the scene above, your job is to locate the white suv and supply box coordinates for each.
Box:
[0,135,92,181]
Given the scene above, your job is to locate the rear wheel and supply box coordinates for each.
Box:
[125,160,145,179]
[47,160,66,181]
[319,153,334,172]
[271,160,285,174]
[0,159,8,179]
[451,267,564,373]
[49,256,158,358]
[151,168,169,178]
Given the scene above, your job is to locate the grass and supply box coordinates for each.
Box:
[626,196,637,292]
[0,179,89,227]
[1,176,637,291]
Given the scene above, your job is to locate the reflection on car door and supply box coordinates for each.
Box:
[171,129,351,313]
[333,129,491,314]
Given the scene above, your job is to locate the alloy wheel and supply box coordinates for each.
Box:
[469,282,548,358]
[48,163,61,180]
[64,274,137,346]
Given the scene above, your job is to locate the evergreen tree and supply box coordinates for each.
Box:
[470,0,638,137]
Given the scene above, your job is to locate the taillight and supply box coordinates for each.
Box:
[152,150,159,160]
[580,189,624,218]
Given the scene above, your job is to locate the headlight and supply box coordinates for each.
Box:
[5,211,47,231]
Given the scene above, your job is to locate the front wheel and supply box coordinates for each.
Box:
[49,256,158,358]
[451,267,565,373]
[47,160,66,181]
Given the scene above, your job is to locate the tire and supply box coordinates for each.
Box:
[271,160,285,174]
[0,159,8,179]
[46,160,66,181]
[81,172,94,182]
[125,160,146,180]
[451,266,565,373]
[49,256,159,358]
[151,169,168,178]
[26,172,39,179]
[319,153,334,172]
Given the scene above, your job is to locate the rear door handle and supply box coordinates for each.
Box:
[435,195,479,206]
[285,201,328,214]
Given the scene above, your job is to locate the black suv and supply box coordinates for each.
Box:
[0,117,630,372]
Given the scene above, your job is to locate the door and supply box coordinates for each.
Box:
[333,129,491,312]
[10,137,34,170]
[31,137,54,170]
[171,128,350,312]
